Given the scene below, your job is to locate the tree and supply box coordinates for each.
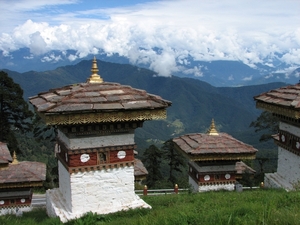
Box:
[250,111,279,142]
[162,139,185,185]
[0,71,33,153]
[142,144,163,188]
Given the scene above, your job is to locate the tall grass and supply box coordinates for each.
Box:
[1,189,300,225]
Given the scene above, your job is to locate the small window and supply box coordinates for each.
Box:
[99,152,107,163]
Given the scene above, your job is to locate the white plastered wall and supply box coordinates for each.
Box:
[57,130,135,149]
[278,122,300,184]
[58,161,72,211]
[188,176,234,192]
[70,165,138,215]
[264,121,300,189]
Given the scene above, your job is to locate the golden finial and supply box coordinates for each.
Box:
[86,57,103,83]
[207,119,219,135]
[12,151,19,164]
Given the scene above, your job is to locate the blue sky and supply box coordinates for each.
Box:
[0,0,299,76]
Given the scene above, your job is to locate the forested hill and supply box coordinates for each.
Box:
[3,59,286,150]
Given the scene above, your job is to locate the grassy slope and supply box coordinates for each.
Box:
[1,189,300,225]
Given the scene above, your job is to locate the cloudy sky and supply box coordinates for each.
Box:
[0,0,299,76]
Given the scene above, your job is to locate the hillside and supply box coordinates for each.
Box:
[3,60,286,151]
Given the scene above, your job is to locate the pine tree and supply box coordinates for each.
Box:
[250,111,279,142]
[0,71,33,153]
[162,139,185,185]
[142,144,163,188]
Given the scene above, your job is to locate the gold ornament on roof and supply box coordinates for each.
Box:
[207,119,219,135]
[86,57,103,83]
[11,151,19,164]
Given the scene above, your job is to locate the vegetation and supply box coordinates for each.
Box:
[250,111,279,142]
[0,71,33,153]
[2,189,300,225]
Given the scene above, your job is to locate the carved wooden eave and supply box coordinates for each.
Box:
[183,151,256,162]
[39,108,167,126]
[256,101,300,119]
[0,181,44,189]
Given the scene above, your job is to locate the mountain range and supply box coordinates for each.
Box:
[2,59,286,152]
[0,48,298,87]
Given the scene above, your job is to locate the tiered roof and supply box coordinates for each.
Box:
[29,57,171,125]
[0,142,46,188]
[173,120,257,161]
[254,83,300,118]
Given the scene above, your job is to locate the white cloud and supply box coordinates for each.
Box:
[41,53,62,63]
[0,0,299,76]
[242,76,253,81]
[183,66,203,77]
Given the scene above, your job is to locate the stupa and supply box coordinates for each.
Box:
[254,83,300,190]
[172,119,257,192]
[0,142,46,215]
[29,57,171,222]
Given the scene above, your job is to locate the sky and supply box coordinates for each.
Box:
[0,0,299,76]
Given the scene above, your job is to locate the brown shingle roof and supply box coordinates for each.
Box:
[0,142,12,164]
[173,133,257,157]
[0,161,46,184]
[29,82,171,114]
[235,161,256,174]
[134,159,148,177]
[254,83,300,109]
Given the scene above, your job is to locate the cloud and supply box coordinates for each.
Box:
[242,76,253,81]
[183,66,203,77]
[228,75,234,81]
[29,32,48,55]
[0,0,299,76]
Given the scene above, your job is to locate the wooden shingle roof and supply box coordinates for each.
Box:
[134,159,148,177]
[254,83,300,118]
[0,142,46,188]
[29,58,171,125]
[173,133,257,161]
[0,161,46,185]
[29,82,171,114]
[0,142,12,164]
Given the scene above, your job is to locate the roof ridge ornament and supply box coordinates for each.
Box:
[86,57,104,83]
[11,151,19,164]
[207,119,219,135]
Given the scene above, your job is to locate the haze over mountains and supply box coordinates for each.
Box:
[2,58,286,151]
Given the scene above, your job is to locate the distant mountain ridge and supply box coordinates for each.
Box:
[0,48,298,87]
[3,59,286,150]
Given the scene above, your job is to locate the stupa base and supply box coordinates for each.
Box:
[46,188,151,223]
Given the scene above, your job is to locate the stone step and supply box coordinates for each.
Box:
[265,173,294,191]
[47,189,74,223]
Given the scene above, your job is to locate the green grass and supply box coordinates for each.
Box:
[1,189,300,225]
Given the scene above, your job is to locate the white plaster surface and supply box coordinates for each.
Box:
[264,173,293,190]
[277,147,300,186]
[189,176,234,192]
[58,130,135,149]
[263,122,300,190]
[47,165,151,223]
[0,206,32,216]
[280,122,300,136]
[58,161,72,212]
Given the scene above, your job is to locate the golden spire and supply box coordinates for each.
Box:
[207,119,219,135]
[11,151,19,164]
[86,57,103,83]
